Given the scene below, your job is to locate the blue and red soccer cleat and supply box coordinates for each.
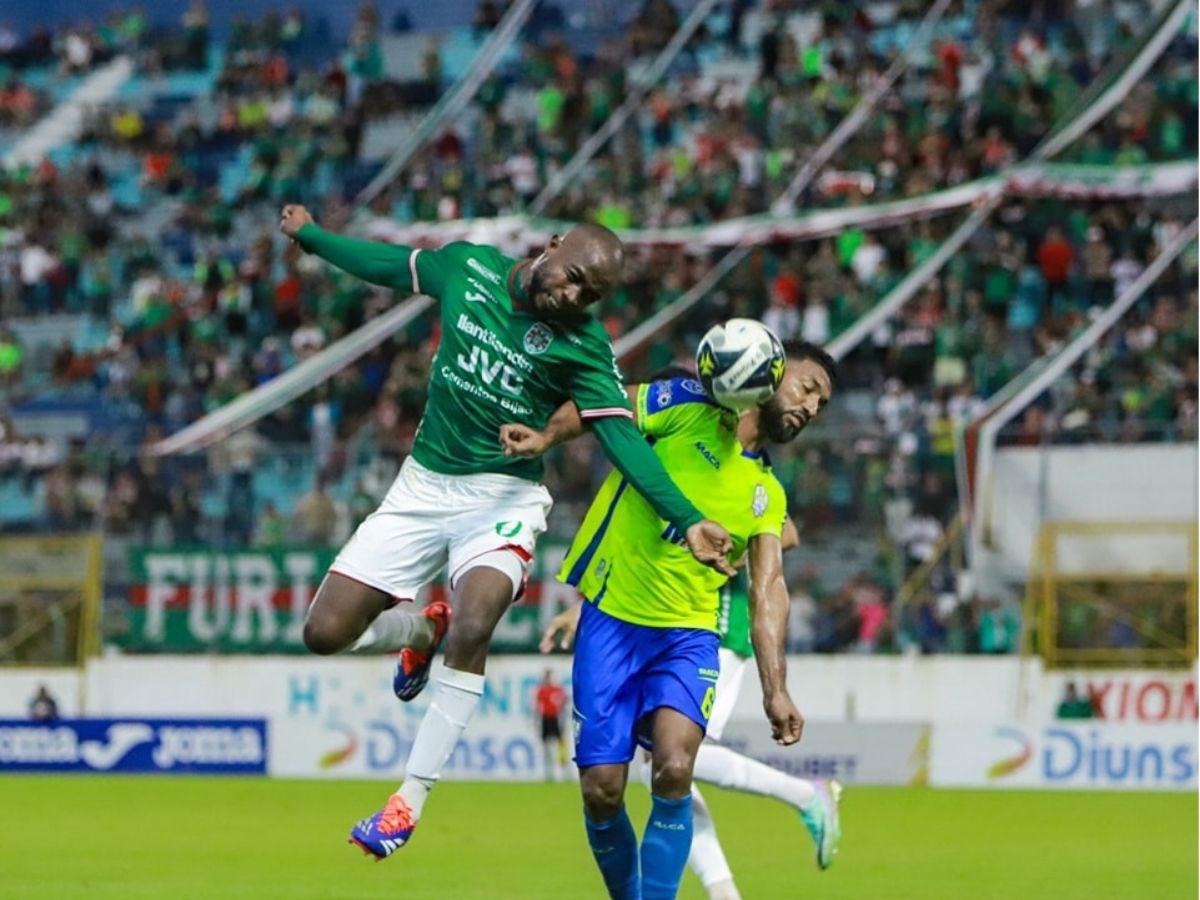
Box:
[349,793,417,860]
[392,600,451,702]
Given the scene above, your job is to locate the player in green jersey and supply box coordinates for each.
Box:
[501,337,838,898]
[278,204,735,860]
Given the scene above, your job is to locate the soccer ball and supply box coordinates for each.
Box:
[695,318,786,410]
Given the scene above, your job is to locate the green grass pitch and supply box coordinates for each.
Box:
[1,776,1195,899]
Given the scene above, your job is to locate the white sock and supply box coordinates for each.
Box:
[397,667,484,819]
[693,743,816,810]
[688,784,738,895]
[349,607,434,654]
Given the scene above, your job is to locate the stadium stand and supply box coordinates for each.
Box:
[0,0,1195,657]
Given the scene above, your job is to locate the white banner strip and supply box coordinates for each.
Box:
[360,160,1196,250]
[150,296,434,456]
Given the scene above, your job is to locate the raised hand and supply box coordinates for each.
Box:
[280,204,314,239]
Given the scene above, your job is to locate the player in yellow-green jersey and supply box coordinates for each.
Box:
[501,336,837,899]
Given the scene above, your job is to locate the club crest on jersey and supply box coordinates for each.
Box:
[523,323,554,355]
[752,484,768,517]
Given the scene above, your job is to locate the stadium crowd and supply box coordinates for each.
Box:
[0,0,1196,655]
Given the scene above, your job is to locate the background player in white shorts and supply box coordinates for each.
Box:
[279,204,735,859]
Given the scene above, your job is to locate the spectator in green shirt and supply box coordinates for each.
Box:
[1056,681,1096,719]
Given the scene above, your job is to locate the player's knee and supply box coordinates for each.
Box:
[651,754,695,798]
[302,614,345,656]
[443,606,498,665]
[580,772,624,820]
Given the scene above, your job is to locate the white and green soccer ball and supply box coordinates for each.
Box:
[695,318,787,411]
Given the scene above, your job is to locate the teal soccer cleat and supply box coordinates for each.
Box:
[799,779,842,870]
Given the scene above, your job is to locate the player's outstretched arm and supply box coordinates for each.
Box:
[280,204,424,291]
[500,385,642,458]
[747,532,804,746]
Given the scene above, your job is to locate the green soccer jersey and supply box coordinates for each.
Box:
[297,227,632,482]
[558,377,787,631]
[717,572,754,658]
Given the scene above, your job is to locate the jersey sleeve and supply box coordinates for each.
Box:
[568,330,634,421]
[409,241,475,298]
[636,377,719,439]
[748,473,788,540]
[296,224,467,298]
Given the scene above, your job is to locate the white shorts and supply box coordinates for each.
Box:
[706,647,751,742]
[330,456,553,602]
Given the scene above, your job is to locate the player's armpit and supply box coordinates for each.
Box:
[781,517,800,552]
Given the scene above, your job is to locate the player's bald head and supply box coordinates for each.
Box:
[561,223,624,296]
[526,223,626,318]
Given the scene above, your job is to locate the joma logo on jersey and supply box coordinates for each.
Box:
[457,346,525,396]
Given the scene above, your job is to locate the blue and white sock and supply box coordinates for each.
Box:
[641,793,694,900]
[584,806,640,899]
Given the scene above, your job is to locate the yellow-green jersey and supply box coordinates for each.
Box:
[558,377,787,631]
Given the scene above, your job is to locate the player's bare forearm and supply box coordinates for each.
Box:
[282,206,415,290]
[545,384,641,446]
[498,403,582,458]
[748,532,803,743]
[748,533,789,700]
[501,386,641,458]
[543,401,587,447]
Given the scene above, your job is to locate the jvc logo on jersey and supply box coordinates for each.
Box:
[457,345,525,397]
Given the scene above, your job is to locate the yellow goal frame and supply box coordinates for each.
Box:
[1028,521,1198,668]
[0,533,103,666]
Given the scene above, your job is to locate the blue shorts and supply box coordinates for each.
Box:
[572,601,720,768]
